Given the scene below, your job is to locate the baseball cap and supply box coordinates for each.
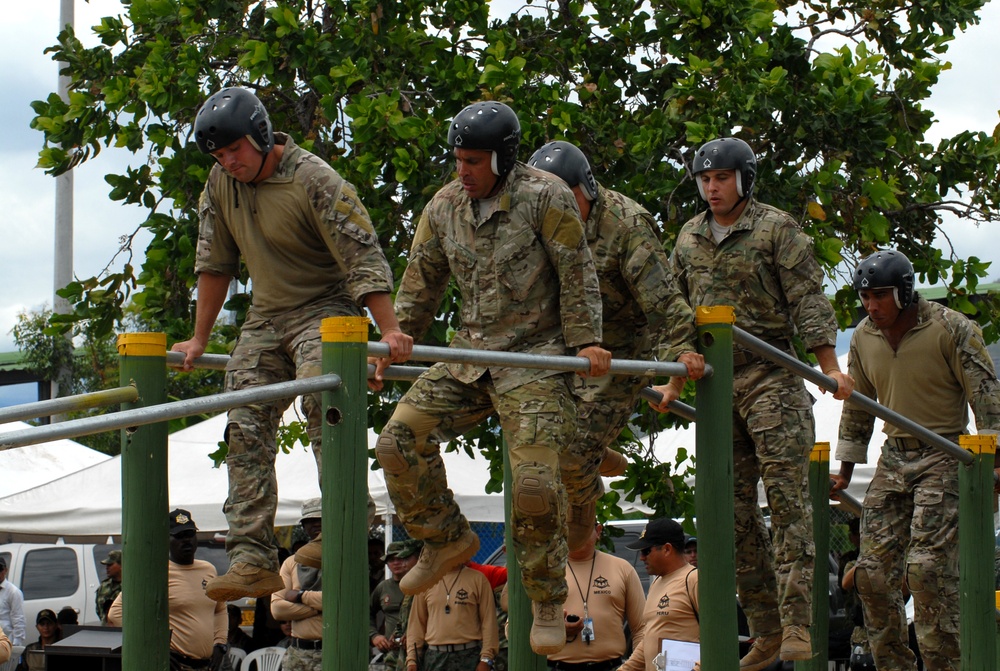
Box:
[102,550,123,565]
[169,508,198,536]
[684,536,698,548]
[300,498,322,523]
[36,609,58,625]
[625,518,686,551]
[383,539,423,561]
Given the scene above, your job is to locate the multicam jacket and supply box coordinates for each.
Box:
[395,162,603,394]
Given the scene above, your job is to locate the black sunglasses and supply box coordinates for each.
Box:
[639,545,660,557]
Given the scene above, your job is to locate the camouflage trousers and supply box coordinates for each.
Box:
[422,647,481,671]
[855,441,960,671]
[377,365,577,602]
[732,362,815,635]
[282,646,323,671]
[562,370,650,507]
[223,298,373,571]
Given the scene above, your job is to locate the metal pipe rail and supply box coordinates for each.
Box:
[732,327,973,465]
[165,351,229,370]
[0,385,139,424]
[367,342,704,378]
[0,374,342,451]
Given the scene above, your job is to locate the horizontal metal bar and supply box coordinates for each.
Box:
[0,385,140,424]
[732,327,973,465]
[832,489,863,517]
[367,342,702,378]
[165,351,230,371]
[0,374,342,451]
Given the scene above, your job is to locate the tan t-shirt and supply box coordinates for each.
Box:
[405,566,499,666]
[550,550,646,663]
[106,560,227,660]
[270,555,323,641]
[620,565,699,671]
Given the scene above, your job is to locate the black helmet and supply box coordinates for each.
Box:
[853,249,915,309]
[194,88,274,155]
[528,141,599,201]
[691,137,757,200]
[447,101,521,177]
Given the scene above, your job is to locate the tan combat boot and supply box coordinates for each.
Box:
[566,501,597,552]
[739,632,781,671]
[294,534,322,569]
[205,562,285,602]
[599,448,628,477]
[399,529,480,596]
[530,599,566,655]
[780,624,813,661]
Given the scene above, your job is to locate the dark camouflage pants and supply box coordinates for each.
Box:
[377,365,576,602]
[562,370,649,507]
[283,646,322,671]
[223,298,370,571]
[732,362,815,635]
[422,647,481,671]
[855,441,960,671]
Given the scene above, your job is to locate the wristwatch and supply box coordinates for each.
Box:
[480,657,494,668]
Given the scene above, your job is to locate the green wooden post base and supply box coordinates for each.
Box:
[117,333,170,671]
[799,443,830,670]
[320,317,371,671]
[958,434,996,669]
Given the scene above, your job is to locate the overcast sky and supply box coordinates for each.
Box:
[1,1,998,356]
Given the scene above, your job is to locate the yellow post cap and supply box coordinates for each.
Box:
[321,316,371,343]
[959,434,997,455]
[695,305,735,325]
[116,332,167,357]
[811,442,831,462]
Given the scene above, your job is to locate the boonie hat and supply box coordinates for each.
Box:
[300,498,322,523]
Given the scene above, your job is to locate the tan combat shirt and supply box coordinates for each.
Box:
[395,163,603,394]
[195,133,394,317]
[270,555,323,641]
[620,565,700,671]
[837,296,1000,462]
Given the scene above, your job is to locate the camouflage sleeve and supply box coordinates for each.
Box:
[395,208,453,342]
[837,335,877,463]
[947,312,1000,432]
[538,186,603,347]
[623,215,698,362]
[194,177,242,278]
[773,219,838,352]
[311,178,395,305]
[369,583,383,641]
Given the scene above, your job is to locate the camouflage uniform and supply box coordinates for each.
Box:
[837,296,1000,671]
[563,185,698,508]
[670,198,839,634]
[195,133,394,571]
[385,594,414,671]
[282,646,322,671]
[377,163,603,603]
[95,576,121,625]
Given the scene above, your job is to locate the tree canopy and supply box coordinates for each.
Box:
[29,0,1000,512]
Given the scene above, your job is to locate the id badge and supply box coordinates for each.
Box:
[581,616,596,643]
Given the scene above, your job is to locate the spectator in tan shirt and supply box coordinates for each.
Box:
[107,509,228,670]
[550,523,646,670]
[270,499,324,668]
[0,624,11,664]
[406,564,499,671]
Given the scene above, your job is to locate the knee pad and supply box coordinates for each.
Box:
[853,564,887,597]
[513,464,557,518]
[375,431,409,475]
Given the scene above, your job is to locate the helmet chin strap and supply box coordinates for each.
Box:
[250,152,268,183]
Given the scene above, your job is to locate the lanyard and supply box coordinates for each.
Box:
[444,566,464,615]
[567,552,597,621]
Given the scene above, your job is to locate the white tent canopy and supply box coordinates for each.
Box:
[0,421,111,498]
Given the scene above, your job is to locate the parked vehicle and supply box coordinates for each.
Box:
[0,537,239,646]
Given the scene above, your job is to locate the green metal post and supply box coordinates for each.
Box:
[117,333,170,671]
[958,434,996,669]
[320,317,370,670]
[503,438,547,670]
[694,306,739,670]
[800,442,830,670]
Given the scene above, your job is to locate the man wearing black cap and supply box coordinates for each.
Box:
[683,537,698,569]
[107,509,228,670]
[18,609,63,670]
[619,519,700,671]
[95,550,122,625]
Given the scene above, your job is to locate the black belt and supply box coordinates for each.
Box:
[547,659,622,671]
[290,637,322,650]
[887,436,925,450]
[427,640,481,652]
[169,652,211,669]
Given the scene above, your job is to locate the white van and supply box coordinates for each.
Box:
[0,539,236,646]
